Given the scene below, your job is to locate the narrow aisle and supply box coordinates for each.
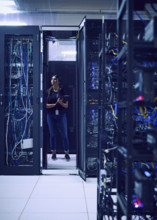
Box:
[0,175,97,220]
[83,178,97,220]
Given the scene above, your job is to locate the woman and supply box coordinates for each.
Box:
[46,75,70,160]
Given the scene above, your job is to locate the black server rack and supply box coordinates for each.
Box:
[117,0,157,219]
[0,26,40,175]
[77,18,102,180]
[97,19,118,220]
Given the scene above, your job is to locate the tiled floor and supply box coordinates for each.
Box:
[47,154,77,170]
[0,155,97,220]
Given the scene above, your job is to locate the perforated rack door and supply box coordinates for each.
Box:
[0,26,40,175]
[77,18,102,180]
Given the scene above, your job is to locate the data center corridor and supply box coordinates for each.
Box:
[0,175,97,220]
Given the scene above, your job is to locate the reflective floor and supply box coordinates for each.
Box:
[47,154,77,170]
[0,155,97,220]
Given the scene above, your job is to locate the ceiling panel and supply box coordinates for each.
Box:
[15,0,117,13]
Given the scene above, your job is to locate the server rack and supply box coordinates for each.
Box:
[77,18,102,180]
[117,0,157,219]
[0,26,40,175]
[97,19,118,220]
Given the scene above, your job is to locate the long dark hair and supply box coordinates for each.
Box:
[47,74,61,101]
[52,74,61,82]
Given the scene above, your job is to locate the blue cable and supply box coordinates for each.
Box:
[135,11,149,26]
[114,104,117,117]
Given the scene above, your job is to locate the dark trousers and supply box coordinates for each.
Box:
[47,113,69,152]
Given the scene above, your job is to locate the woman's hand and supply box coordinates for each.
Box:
[57,98,63,105]
[57,98,68,108]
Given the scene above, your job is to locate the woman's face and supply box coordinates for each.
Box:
[51,76,59,86]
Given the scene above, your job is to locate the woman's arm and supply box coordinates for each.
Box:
[57,98,68,108]
[46,103,56,108]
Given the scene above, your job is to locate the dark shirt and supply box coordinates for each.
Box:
[46,87,68,114]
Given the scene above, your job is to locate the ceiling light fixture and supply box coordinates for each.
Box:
[61,51,76,55]
[0,21,27,26]
[1,8,19,14]
[0,0,19,14]
[0,0,16,7]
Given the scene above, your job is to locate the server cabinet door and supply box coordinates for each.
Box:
[0,26,40,175]
[77,22,87,181]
